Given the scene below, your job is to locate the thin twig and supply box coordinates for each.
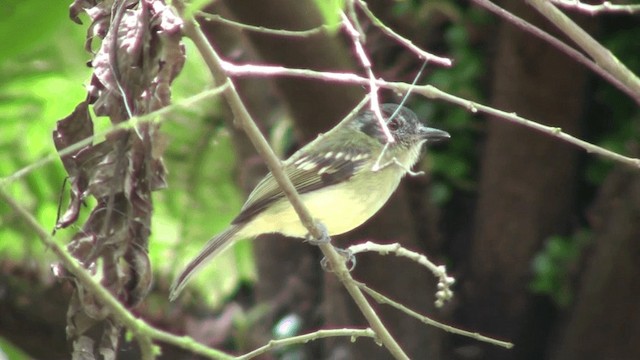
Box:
[237,328,375,360]
[349,241,455,307]
[470,0,640,105]
[178,4,410,359]
[409,84,640,169]
[223,62,369,83]
[0,85,228,187]
[221,63,640,169]
[550,0,640,15]
[526,0,640,99]
[138,336,156,360]
[356,0,453,67]
[196,11,330,37]
[0,188,235,360]
[340,10,393,143]
[358,283,514,349]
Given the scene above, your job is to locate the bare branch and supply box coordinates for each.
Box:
[0,188,235,360]
[358,283,514,349]
[526,0,640,99]
[221,63,640,169]
[340,10,394,143]
[550,0,640,15]
[197,11,330,37]
[470,0,640,105]
[237,328,375,360]
[349,241,455,307]
[355,0,453,67]
[410,84,640,169]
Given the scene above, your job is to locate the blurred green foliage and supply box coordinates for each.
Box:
[0,0,89,261]
[530,230,591,307]
[0,336,30,360]
[3,1,639,352]
[156,40,255,306]
[0,0,252,310]
[314,0,345,30]
[0,0,69,60]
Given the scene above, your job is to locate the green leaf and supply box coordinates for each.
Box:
[0,336,31,360]
[185,0,216,17]
[314,0,345,30]
[530,231,591,307]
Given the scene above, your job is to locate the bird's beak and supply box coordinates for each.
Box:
[419,125,450,142]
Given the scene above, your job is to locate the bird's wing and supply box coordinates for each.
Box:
[231,145,373,225]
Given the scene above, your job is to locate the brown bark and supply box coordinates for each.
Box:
[460,2,588,359]
[551,167,640,360]
[0,264,69,359]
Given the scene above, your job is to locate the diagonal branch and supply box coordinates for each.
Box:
[355,0,453,67]
[177,3,410,359]
[358,283,514,349]
[0,188,235,360]
[550,0,640,15]
[407,84,640,169]
[470,0,640,105]
[340,10,393,143]
[237,328,375,360]
[526,0,640,100]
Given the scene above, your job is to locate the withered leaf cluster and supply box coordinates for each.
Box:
[52,0,185,358]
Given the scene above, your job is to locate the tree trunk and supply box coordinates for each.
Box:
[458,2,588,359]
[551,167,640,360]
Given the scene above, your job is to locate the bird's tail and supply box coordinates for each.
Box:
[169,225,243,301]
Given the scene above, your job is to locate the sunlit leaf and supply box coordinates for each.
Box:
[314,0,345,31]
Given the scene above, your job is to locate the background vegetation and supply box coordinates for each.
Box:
[1,0,639,359]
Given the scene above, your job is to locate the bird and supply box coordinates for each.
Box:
[169,103,450,301]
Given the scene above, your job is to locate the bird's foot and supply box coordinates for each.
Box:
[320,247,356,273]
[305,222,331,245]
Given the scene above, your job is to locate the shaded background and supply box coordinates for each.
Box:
[1,0,639,359]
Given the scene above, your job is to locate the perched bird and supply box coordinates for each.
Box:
[169,103,450,300]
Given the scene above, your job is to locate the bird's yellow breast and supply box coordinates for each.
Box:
[239,159,414,239]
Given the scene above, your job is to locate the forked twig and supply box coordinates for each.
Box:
[237,328,375,360]
[349,241,455,307]
[357,283,514,349]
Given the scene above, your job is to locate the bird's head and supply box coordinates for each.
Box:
[355,104,450,148]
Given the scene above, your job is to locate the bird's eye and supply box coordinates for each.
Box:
[388,118,400,131]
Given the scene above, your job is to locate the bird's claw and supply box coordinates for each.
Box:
[320,247,356,273]
[305,222,331,245]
